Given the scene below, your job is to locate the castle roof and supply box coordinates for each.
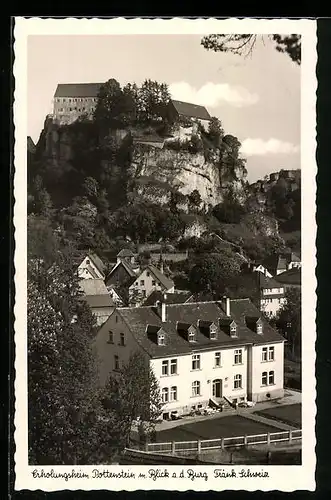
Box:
[170,99,211,121]
[54,83,104,98]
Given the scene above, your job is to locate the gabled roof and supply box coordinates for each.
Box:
[88,253,106,274]
[107,259,137,281]
[79,279,109,296]
[54,83,104,98]
[145,264,174,291]
[170,99,211,121]
[82,294,114,308]
[263,252,301,274]
[275,268,301,286]
[256,272,282,289]
[143,290,193,306]
[115,299,285,358]
[117,248,135,258]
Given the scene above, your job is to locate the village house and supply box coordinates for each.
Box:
[95,297,285,418]
[263,252,301,277]
[129,263,175,305]
[167,99,211,131]
[257,273,286,318]
[275,267,301,291]
[105,256,137,290]
[77,252,107,280]
[82,294,115,327]
[78,278,115,326]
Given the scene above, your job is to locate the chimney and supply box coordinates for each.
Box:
[161,302,167,323]
[155,299,167,323]
[222,296,231,317]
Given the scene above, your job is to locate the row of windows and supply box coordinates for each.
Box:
[160,346,274,376]
[161,350,241,375]
[56,97,97,103]
[57,107,88,113]
[108,331,125,346]
[162,375,244,402]
[133,279,157,287]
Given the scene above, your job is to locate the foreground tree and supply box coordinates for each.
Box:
[104,351,163,445]
[28,245,126,464]
[201,34,301,65]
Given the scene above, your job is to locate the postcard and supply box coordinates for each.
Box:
[14,16,316,491]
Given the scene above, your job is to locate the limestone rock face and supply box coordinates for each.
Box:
[36,117,248,209]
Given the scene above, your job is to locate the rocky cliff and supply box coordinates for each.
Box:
[33,117,248,210]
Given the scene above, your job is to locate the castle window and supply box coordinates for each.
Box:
[215,352,221,367]
[108,331,114,344]
[119,332,125,346]
[114,355,120,371]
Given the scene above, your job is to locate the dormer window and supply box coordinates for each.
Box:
[219,317,238,338]
[146,324,167,346]
[246,316,264,335]
[177,322,197,342]
[188,331,196,343]
[198,320,218,340]
[158,333,165,346]
[210,326,217,340]
[230,323,238,338]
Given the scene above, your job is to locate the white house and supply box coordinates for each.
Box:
[95,297,285,419]
[128,263,175,305]
[257,273,286,317]
[77,253,106,280]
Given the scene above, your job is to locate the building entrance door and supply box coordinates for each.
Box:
[212,379,222,399]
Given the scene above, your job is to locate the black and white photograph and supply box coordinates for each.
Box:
[14,17,316,491]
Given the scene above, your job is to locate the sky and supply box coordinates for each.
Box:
[27,35,300,182]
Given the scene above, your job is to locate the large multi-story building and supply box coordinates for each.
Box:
[52,82,212,129]
[95,296,285,419]
[53,83,103,124]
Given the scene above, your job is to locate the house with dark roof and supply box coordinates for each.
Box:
[53,82,104,124]
[263,252,301,277]
[256,273,286,318]
[77,253,106,280]
[116,248,136,265]
[105,258,138,290]
[168,99,211,130]
[96,297,285,417]
[128,264,175,306]
[275,268,301,290]
[81,294,115,326]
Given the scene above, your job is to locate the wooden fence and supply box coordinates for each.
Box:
[146,429,302,454]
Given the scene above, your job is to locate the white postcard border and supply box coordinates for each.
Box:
[13,17,317,491]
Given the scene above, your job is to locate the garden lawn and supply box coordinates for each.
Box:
[255,404,302,428]
[156,415,280,443]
